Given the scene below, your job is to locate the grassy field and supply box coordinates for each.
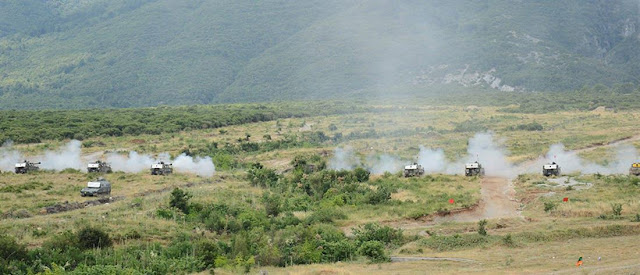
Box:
[1,104,640,274]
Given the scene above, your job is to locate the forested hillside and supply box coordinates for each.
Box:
[0,0,638,109]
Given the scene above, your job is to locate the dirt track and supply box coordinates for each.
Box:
[431,176,520,223]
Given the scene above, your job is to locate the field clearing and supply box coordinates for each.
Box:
[2,105,640,274]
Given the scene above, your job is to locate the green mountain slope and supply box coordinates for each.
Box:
[0,0,638,109]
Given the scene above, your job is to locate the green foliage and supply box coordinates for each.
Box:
[352,223,404,246]
[358,241,388,263]
[502,234,515,247]
[544,202,557,213]
[611,203,623,216]
[0,234,28,262]
[76,227,113,250]
[0,102,369,144]
[421,233,491,251]
[507,122,544,131]
[247,163,280,188]
[366,186,392,205]
[478,219,488,236]
[261,192,282,217]
[170,188,192,214]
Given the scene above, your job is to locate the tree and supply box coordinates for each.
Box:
[170,188,192,214]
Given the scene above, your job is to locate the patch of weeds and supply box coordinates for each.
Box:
[544,202,556,213]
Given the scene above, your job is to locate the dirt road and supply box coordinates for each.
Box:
[431,176,520,223]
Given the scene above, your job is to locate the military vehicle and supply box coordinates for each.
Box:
[151,162,173,175]
[630,163,640,176]
[403,163,425,177]
[542,162,561,177]
[14,160,40,174]
[87,161,112,173]
[464,161,485,176]
[80,178,111,197]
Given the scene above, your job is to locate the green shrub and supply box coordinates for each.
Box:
[353,167,370,182]
[352,223,403,246]
[478,220,488,236]
[306,207,347,224]
[365,186,391,205]
[156,207,176,219]
[544,202,556,212]
[612,203,623,216]
[170,188,192,214]
[262,192,282,217]
[502,234,515,247]
[421,233,491,251]
[358,241,388,262]
[76,227,113,250]
[0,235,28,262]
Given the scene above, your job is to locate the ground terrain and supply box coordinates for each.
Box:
[1,104,640,274]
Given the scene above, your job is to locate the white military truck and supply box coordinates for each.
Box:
[151,162,173,175]
[464,161,485,177]
[87,161,112,173]
[542,162,561,177]
[403,163,425,177]
[80,178,111,197]
[15,160,40,174]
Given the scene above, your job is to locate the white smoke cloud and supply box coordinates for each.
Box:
[173,153,216,177]
[464,132,515,178]
[418,132,515,178]
[107,151,215,177]
[328,146,361,170]
[0,141,22,172]
[40,140,84,171]
[107,151,156,173]
[528,143,640,175]
[417,146,447,173]
[367,154,404,175]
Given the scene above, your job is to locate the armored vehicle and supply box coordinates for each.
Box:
[151,162,173,175]
[87,161,112,173]
[464,161,485,176]
[542,162,561,177]
[404,163,425,177]
[81,178,111,197]
[630,163,640,176]
[15,160,40,174]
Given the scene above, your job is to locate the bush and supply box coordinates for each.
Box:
[502,234,515,247]
[366,186,391,205]
[353,167,370,182]
[353,223,404,246]
[421,233,491,251]
[76,227,113,250]
[544,202,556,212]
[0,235,28,262]
[358,241,388,262]
[170,188,192,214]
[306,207,347,224]
[612,203,623,216]
[262,192,282,217]
[478,220,488,236]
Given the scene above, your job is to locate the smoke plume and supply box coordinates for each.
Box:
[418,132,515,177]
[417,146,447,173]
[530,143,640,175]
[107,151,156,173]
[107,151,216,177]
[0,141,22,172]
[367,154,404,175]
[328,146,361,170]
[40,140,84,171]
[173,153,216,177]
